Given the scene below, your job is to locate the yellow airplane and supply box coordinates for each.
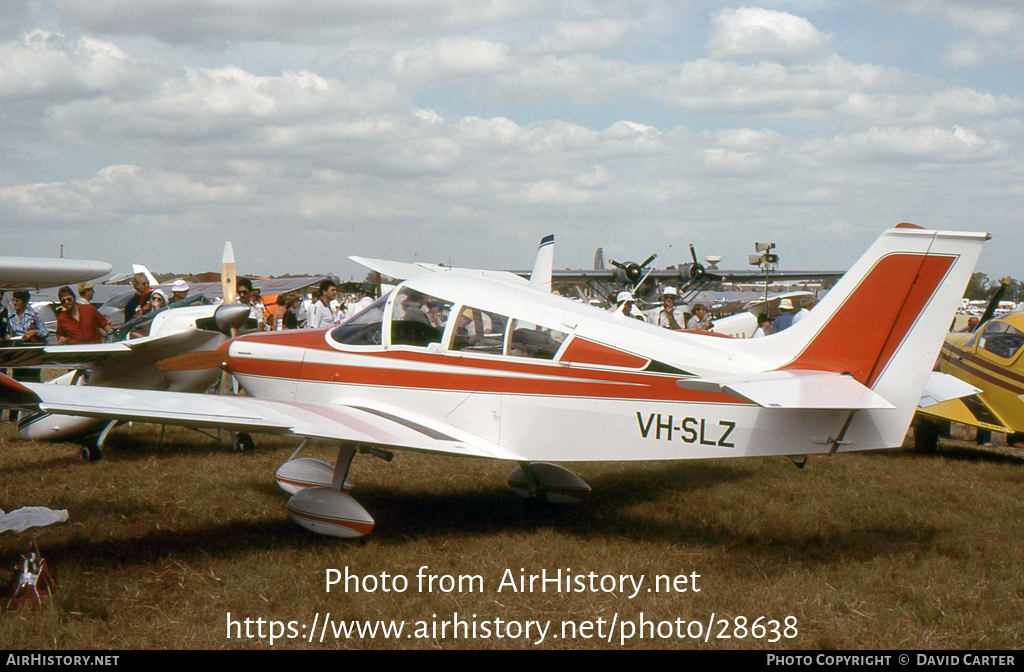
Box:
[915,303,1024,451]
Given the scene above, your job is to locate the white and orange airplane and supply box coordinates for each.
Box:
[1,225,986,538]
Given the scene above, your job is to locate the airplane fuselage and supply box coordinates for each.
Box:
[935,311,1024,434]
[223,269,874,463]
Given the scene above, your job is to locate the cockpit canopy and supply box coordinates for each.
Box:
[330,285,567,360]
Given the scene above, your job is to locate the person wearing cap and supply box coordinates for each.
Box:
[150,289,170,312]
[612,291,647,322]
[77,282,96,306]
[656,286,685,330]
[170,279,189,303]
[773,298,797,332]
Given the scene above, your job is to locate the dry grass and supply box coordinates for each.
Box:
[1,419,1023,650]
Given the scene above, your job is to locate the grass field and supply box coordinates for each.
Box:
[1,419,1022,650]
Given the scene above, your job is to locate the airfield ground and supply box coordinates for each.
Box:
[1,420,1022,650]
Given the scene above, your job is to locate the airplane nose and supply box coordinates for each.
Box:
[213,303,251,333]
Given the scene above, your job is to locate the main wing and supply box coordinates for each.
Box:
[1,373,521,461]
[0,328,218,370]
[1,256,112,290]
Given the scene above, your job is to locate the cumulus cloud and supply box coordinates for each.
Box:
[708,7,832,64]
[1,165,248,226]
[0,30,143,100]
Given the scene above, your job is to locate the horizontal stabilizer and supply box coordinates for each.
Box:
[676,370,895,410]
[918,371,982,408]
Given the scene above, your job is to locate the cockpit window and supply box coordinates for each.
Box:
[390,288,452,347]
[979,320,1024,360]
[331,293,389,346]
[508,319,567,360]
[450,306,508,354]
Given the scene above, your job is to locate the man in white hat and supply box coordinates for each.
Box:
[612,291,647,322]
[170,279,189,303]
[656,286,685,330]
[773,297,797,332]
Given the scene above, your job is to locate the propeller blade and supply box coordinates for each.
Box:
[156,350,230,372]
[640,254,657,269]
[221,242,237,305]
[975,282,1008,331]
[687,244,706,280]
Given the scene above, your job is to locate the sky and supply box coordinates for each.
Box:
[1,1,1022,283]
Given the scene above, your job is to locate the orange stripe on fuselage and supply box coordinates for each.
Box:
[783,253,956,386]
[231,328,742,402]
[228,350,744,404]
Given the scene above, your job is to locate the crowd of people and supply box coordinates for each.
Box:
[0,276,383,352]
[611,285,811,337]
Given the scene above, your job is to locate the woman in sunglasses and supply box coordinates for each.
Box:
[55,286,112,344]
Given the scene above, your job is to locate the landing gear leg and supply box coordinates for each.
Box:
[80,419,118,462]
[331,444,357,492]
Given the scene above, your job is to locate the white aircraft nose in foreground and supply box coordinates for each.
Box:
[1,224,987,538]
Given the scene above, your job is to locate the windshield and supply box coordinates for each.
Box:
[979,320,1024,360]
[331,293,390,346]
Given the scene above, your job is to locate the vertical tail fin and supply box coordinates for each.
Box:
[131,264,159,288]
[754,224,988,447]
[529,234,555,293]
